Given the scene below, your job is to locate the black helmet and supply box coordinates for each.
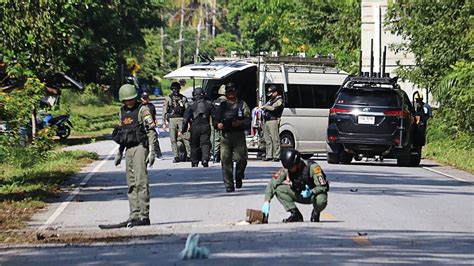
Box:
[267,85,279,96]
[225,82,237,92]
[280,149,301,169]
[192,87,205,97]
[170,82,181,91]
[141,91,150,99]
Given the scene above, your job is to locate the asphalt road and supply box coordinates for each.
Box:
[1,96,473,265]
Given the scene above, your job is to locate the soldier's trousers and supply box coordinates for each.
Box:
[169,117,191,158]
[125,144,150,219]
[275,184,327,214]
[210,123,221,159]
[190,123,211,163]
[220,131,248,189]
[264,119,281,159]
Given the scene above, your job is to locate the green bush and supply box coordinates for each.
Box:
[61,83,112,107]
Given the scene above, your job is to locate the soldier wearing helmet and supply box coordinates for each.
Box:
[212,82,251,192]
[181,87,213,167]
[100,84,156,229]
[162,81,191,163]
[261,149,329,223]
[261,85,284,161]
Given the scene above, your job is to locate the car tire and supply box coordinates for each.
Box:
[410,146,422,167]
[396,147,411,166]
[340,151,353,164]
[280,132,295,150]
[327,152,340,164]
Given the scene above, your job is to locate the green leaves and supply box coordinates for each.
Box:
[386,1,473,136]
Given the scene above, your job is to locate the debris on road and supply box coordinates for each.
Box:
[178,233,209,260]
[245,209,268,224]
[350,188,358,192]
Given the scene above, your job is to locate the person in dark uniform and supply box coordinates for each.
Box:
[213,82,251,192]
[100,84,156,229]
[261,149,329,223]
[182,87,213,167]
[162,82,191,162]
[141,92,162,159]
[261,85,284,161]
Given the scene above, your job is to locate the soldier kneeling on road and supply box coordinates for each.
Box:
[261,149,329,223]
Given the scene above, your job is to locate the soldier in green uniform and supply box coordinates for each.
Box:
[261,149,329,222]
[213,82,251,192]
[162,82,191,163]
[210,85,227,163]
[100,84,156,229]
[261,85,284,161]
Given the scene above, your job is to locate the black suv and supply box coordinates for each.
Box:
[326,75,425,166]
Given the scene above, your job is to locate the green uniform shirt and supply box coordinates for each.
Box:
[264,160,328,202]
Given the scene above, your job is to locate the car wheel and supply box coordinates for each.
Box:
[280,132,295,150]
[327,152,340,164]
[396,147,411,166]
[340,151,353,164]
[410,146,422,167]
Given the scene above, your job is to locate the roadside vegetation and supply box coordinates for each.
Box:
[0,150,97,241]
[387,1,472,172]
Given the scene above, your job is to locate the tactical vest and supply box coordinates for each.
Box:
[192,98,211,122]
[168,94,186,118]
[112,104,148,147]
[219,100,245,132]
[290,160,329,193]
[265,96,284,120]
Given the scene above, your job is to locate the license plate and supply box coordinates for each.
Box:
[358,116,375,125]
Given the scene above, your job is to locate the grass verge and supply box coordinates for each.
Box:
[423,115,473,173]
[0,150,98,242]
[424,133,473,173]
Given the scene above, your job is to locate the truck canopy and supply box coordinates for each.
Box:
[164,60,256,80]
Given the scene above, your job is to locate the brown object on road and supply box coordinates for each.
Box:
[246,209,268,224]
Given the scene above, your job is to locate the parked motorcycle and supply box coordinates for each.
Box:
[38,113,73,139]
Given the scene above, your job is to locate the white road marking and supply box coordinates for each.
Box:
[422,166,468,183]
[36,145,119,232]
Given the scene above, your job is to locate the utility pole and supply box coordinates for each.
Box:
[195,0,202,63]
[212,0,216,38]
[160,12,164,67]
[177,0,185,68]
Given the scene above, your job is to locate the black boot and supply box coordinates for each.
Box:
[131,218,151,227]
[236,179,242,189]
[282,208,303,223]
[202,161,209,167]
[191,162,198,167]
[173,157,180,163]
[310,209,320,222]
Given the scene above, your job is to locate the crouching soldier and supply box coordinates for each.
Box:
[261,149,329,222]
[100,84,156,229]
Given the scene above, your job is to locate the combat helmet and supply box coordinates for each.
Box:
[119,84,137,101]
[280,149,301,169]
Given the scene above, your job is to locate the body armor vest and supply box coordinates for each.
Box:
[168,94,186,118]
[220,100,244,132]
[192,99,211,120]
[265,96,284,120]
[112,104,148,147]
[290,160,328,193]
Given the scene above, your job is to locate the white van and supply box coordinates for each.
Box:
[165,56,348,158]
